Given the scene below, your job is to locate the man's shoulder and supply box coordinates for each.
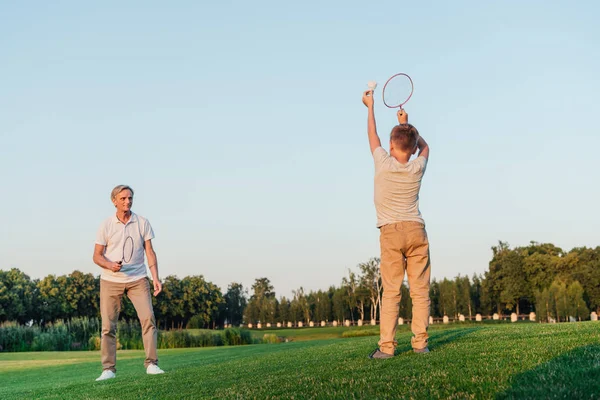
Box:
[373,146,389,159]
[132,212,150,224]
[408,155,427,170]
[373,147,391,168]
[99,215,116,228]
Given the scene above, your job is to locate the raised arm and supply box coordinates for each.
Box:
[362,90,381,153]
[417,135,430,160]
[396,109,429,160]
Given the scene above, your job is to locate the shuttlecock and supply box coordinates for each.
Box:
[367,80,377,91]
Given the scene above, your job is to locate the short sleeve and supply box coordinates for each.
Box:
[95,223,107,246]
[372,147,390,170]
[414,155,428,173]
[143,219,155,241]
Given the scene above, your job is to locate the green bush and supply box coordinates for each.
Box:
[67,317,100,348]
[0,319,255,352]
[0,318,100,352]
[0,322,38,352]
[221,328,254,346]
[88,334,101,351]
[117,320,143,350]
[157,330,224,349]
[31,321,71,351]
[186,315,208,329]
[262,333,279,344]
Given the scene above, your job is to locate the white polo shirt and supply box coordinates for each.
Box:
[95,212,155,283]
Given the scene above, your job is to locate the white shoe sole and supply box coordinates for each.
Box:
[95,375,116,381]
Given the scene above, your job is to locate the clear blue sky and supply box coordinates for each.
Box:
[1,1,598,298]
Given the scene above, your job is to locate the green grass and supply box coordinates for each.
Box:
[247,325,386,341]
[244,321,512,341]
[1,322,599,399]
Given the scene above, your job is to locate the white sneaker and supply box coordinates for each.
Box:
[146,364,165,375]
[96,370,116,381]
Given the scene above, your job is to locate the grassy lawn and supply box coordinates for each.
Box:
[248,325,381,341]
[1,322,599,399]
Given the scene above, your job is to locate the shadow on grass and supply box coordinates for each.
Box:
[496,344,600,400]
[394,326,482,355]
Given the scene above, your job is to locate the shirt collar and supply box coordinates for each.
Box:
[113,212,137,225]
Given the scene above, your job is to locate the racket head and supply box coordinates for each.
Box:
[122,236,134,264]
[382,73,414,109]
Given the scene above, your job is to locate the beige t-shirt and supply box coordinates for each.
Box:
[95,212,155,283]
[373,147,428,228]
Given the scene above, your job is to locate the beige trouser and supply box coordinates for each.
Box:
[100,277,158,372]
[378,221,431,354]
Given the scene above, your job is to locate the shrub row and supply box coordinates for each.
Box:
[0,319,254,352]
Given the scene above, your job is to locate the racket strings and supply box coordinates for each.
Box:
[122,236,134,264]
[382,73,414,109]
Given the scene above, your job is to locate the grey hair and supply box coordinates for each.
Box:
[111,185,134,201]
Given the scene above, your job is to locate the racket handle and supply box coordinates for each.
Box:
[397,108,408,124]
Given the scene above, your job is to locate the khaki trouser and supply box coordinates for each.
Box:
[378,221,431,354]
[100,277,158,372]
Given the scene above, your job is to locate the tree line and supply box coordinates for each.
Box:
[1,241,598,328]
[0,270,239,330]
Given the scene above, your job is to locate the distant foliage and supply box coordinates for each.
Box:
[0,318,254,352]
[222,328,253,346]
[1,241,599,337]
[262,333,279,344]
[0,318,100,352]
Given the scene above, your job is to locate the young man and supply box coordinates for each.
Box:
[93,185,165,380]
[362,90,432,358]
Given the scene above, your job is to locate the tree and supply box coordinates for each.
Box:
[567,281,589,321]
[484,241,511,314]
[331,287,346,322]
[568,247,600,313]
[181,275,224,329]
[429,279,441,318]
[399,283,412,319]
[534,288,551,323]
[521,245,560,294]
[358,258,382,322]
[0,269,36,324]
[438,278,457,318]
[292,287,310,323]
[549,279,568,322]
[479,276,492,316]
[342,270,359,323]
[153,275,185,330]
[245,278,276,324]
[455,275,472,319]
[223,282,247,326]
[313,290,331,322]
[36,275,65,324]
[498,250,527,315]
[278,296,291,323]
[470,274,483,315]
[64,271,98,320]
[289,293,301,324]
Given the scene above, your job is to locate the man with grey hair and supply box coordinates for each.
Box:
[93,185,165,381]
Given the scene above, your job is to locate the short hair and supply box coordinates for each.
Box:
[390,124,419,152]
[111,185,134,201]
